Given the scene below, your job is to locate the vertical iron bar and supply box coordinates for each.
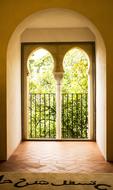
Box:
[64,94,66,138]
[81,94,83,138]
[40,94,41,138]
[76,94,78,138]
[30,93,32,138]
[86,93,88,137]
[52,94,55,137]
[62,94,64,138]
[44,94,46,137]
[67,94,68,137]
[72,94,73,136]
[35,94,36,138]
[54,93,56,138]
[49,94,50,138]
[53,93,55,138]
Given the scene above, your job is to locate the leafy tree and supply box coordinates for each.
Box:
[29,52,55,93]
[62,48,88,93]
[28,48,88,139]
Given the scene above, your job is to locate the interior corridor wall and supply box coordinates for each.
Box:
[96,38,106,159]
[7,34,22,159]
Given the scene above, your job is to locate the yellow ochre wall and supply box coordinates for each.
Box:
[0,0,113,160]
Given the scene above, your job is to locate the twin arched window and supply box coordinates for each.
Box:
[28,47,89,94]
[27,47,90,139]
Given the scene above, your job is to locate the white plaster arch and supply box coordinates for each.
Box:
[7,8,106,160]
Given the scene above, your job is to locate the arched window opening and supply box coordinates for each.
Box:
[28,48,55,93]
[25,45,94,141]
[62,48,89,139]
[27,48,56,139]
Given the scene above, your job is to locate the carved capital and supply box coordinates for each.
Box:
[53,72,64,83]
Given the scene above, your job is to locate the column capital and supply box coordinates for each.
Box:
[53,72,64,82]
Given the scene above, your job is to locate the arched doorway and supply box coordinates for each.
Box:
[7,8,107,160]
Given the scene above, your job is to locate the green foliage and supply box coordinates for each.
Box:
[29,48,88,94]
[28,48,88,139]
[62,93,88,139]
[29,94,56,138]
[29,54,55,93]
[62,48,88,93]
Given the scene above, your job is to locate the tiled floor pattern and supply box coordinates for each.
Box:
[0,141,113,173]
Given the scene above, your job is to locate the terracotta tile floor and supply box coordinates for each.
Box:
[0,141,113,173]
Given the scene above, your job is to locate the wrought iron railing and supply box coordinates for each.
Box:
[62,93,88,138]
[29,93,88,139]
[29,93,56,139]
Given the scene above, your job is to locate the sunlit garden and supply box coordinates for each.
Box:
[28,48,88,139]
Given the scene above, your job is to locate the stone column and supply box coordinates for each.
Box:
[53,72,63,139]
[23,64,30,140]
[88,61,93,140]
